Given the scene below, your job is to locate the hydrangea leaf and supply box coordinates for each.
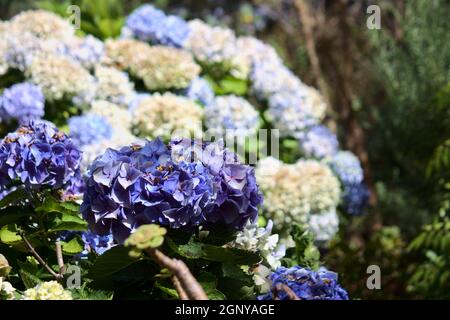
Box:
[0,186,27,208]
[48,213,88,233]
[0,224,22,245]
[62,236,85,255]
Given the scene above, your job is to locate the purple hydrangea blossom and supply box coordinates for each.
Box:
[342,182,370,216]
[0,83,45,124]
[81,138,262,243]
[297,125,339,159]
[0,121,82,191]
[124,4,190,48]
[258,266,349,300]
[68,114,113,148]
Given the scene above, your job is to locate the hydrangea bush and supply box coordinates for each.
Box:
[0,5,370,300]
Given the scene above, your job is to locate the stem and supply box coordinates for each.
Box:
[55,241,66,277]
[171,275,188,300]
[146,248,208,300]
[271,283,300,300]
[21,234,62,281]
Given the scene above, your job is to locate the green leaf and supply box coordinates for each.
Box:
[172,239,262,265]
[62,236,84,254]
[221,263,253,286]
[198,272,226,300]
[88,245,138,288]
[0,186,27,208]
[19,269,42,289]
[35,195,79,214]
[0,224,22,245]
[155,281,179,299]
[0,206,33,226]
[48,212,87,232]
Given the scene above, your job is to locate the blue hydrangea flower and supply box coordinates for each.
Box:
[124,5,190,48]
[81,230,115,256]
[327,151,364,186]
[297,125,339,159]
[60,169,85,201]
[183,77,215,106]
[0,83,45,123]
[342,182,370,216]
[68,114,113,148]
[257,266,349,300]
[81,138,262,243]
[0,121,82,191]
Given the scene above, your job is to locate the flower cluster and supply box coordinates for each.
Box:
[93,65,135,107]
[8,10,74,41]
[232,220,286,270]
[132,46,200,91]
[257,266,348,300]
[123,4,190,48]
[0,82,45,124]
[0,121,81,191]
[204,95,259,138]
[62,35,104,70]
[308,209,340,243]
[0,277,16,300]
[68,114,113,148]
[131,93,203,141]
[256,157,341,241]
[183,77,215,106]
[297,125,339,159]
[327,151,364,186]
[26,53,94,103]
[184,19,249,79]
[267,87,327,136]
[90,100,132,130]
[341,182,370,216]
[22,281,72,300]
[81,138,262,242]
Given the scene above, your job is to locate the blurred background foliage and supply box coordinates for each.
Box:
[1,0,449,299]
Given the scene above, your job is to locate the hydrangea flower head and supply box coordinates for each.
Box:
[183,77,215,106]
[22,281,72,300]
[342,182,370,216]
[63,35,104,70]
[297,125,339,159]
[268,87,327,136]
[68,114,113,148]
[81,138,262,242]
[0,82,45,123]
[81,230,115,256]
[123,4,167,42]
[257,266,348,300]
[93,65,135,107]
[308,209,339,243]
[205,95,259,139]
[327,151,364,186]
[131,93,203,141]
[0,121,81,191]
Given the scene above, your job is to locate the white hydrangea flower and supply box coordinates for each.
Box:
[308,209,340,243]
[26,53,95,103]
[232,220,286,270]
[184,19,250,79]
[22,281,72,300]
[90,100,132,130]
[0,278,16,300]
[93,65,135,107]
[62,35,104,70]
[8,10,74,41]
[131,93,203,141]
[256,157,311,233]
[294,160,341,214]
[251,264,272,294]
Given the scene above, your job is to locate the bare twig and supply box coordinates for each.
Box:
[21,234,62,280]
[55,241,66,276]
[171,275,189,300]
[146,248,208,300]
[271,283,300,300]
[294,0,331,107]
